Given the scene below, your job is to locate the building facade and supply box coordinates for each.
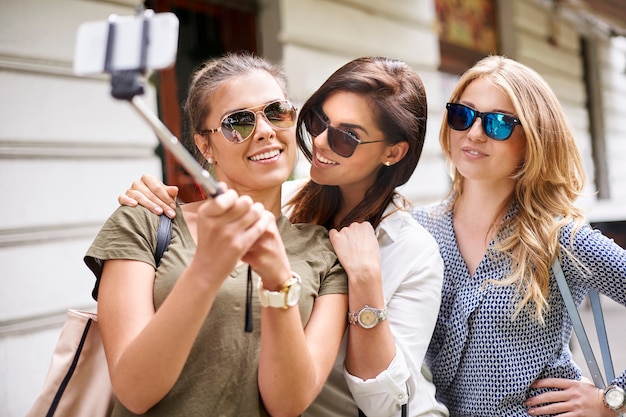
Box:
[1,0,625,415]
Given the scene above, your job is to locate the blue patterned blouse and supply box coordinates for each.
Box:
[413,199,626,417]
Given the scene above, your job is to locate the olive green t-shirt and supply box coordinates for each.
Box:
[84,205,348,417]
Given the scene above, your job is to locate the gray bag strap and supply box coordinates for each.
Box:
[551,259,613,388]
[589,289,615,381]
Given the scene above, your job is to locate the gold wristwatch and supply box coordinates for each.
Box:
[348,305,388,329]
[257,273,302,309]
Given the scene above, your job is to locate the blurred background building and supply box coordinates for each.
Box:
[1,0,625,415]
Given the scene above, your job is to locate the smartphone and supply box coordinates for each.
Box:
[73,11,220,197]
[73,12,179,75]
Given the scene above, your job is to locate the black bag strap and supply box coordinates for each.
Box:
[45,317,95,417]
[155,214,172,267]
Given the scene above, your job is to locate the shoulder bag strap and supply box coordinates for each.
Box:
[588,289,615,382]
[551,259,610,388]
[155,214,172,267]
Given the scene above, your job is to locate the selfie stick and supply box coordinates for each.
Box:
[104,11,222,198]
[129,97,222,198]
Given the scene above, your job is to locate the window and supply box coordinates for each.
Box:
[436,0,499,75]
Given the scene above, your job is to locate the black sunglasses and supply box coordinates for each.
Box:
[201,100,297,143]
[446,102,521,141]
[304,110,385,158]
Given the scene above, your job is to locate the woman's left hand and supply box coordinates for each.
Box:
[525,378,614,416]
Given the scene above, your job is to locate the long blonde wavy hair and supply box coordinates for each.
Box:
[441,56,587,322]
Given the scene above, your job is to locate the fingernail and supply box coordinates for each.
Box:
[153,206,164,214]
[166,209,176,218]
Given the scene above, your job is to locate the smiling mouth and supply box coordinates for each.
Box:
[249,149,281,161]
[316,154,338,165]
[463,148,485,157]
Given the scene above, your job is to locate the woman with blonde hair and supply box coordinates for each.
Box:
[413,55,626,416]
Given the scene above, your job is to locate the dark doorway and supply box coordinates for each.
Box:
[147,0,258,202]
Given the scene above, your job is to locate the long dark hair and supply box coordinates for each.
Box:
[289,57,427,229]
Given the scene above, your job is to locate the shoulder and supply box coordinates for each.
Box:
[412,197,450,218]
[379,203,443,272]
[381,207,439,249]
[96,205,158,237]
[278,216,349,295]
[560,220,609,249]
[559,220,626,261]
[278,215,332,250]
[84,205,161,289]
[411,198,451,232]
[557,220,626,300]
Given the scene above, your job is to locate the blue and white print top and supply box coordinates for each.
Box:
[413,198,626,417]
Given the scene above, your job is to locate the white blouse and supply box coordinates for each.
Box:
[283,179,449,417]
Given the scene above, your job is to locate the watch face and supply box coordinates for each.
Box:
[358,308,378,328]
[286,282,302,307]
[606,388,625,407]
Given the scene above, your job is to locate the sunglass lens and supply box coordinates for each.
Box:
[306,111,326,136]
[483,114,513,140]
[222,111,255,143]
[327,127,357,157]
[265,101,297,129]
[306,111,358,158]
[447,103,475,131]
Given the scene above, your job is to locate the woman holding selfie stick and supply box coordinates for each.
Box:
[119,56,448,417]
[85,52,348,417]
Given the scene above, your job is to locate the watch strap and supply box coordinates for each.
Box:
[257,273,301,309]
[348,305,388,328]
[259,285,287,308]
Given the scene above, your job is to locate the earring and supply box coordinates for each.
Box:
[384,161,391,167]
[207,157,214,165]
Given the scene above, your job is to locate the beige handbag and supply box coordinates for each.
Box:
[25,309,114,417]
[27,214,172,417]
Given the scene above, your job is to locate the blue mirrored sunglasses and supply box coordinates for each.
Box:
[446,102,521,141]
